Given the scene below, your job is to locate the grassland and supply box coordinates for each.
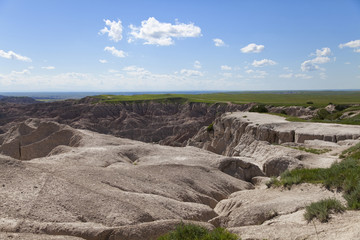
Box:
[93,91,360,107]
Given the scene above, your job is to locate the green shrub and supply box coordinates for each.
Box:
[314,108,330,120]
[157,223,239,240]
[306,101,314,104]
[335,104,349,111]
[249,104,268,113]
[271,144,360,209]
[207,123,214,132]
[304,198,345,223]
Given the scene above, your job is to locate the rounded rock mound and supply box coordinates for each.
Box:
[0,119,82,160]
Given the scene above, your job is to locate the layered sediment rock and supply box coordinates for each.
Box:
[188,112,360,171]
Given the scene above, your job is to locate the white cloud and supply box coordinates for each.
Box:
[213,38,225,47]
[11,69,31,75]
[99,19,123,42]
[0,49,32,62]
[108,69,119,73]
[128,17,201,46]
[41,66,55,70]
[319,72,327,80]
[104,46,126,58]
[180,69,203,77]
[221,72,232,78]
[315,47,331,57]
[221,65,232,71]
[240,43,264,53]
[301,47,332,72]
[280,73,312,79]
[99,59,108,63]
[245,69,267,78]
[301,60,320,72]
[294,74,312,79]
[279,73,293,78]
[252,59,277,67]
[339,40,360,52]
[312,56,331,64]
[194,60,201,69]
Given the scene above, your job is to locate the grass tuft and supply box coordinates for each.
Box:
[207,123,214,132]
[157,223,239,240]
[304,198,345,223]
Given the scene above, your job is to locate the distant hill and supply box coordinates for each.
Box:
[0,95,38,104]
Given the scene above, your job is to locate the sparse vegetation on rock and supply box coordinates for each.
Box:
[304,198,345,223]
[268,143,360,210]
[249,104,268,113]
[157,223,239,240]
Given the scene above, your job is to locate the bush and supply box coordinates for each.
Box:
[249,104,268,113]
[314,108,330,120]
[157,223,239,240]
[207,123,214,132]
[335,104,349,111]
[304,198,345,223]
[306,101,314,104]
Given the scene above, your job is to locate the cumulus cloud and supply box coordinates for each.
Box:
[279,73,312,79]
[315,47,331,57]
[99,59,108,63]
[128,17,201,46]
[194,60,201,69]
[180,69,203,77]
[294,74,312,79]
[301,47,331,72]
[301,60,320,72]
[339,40,360,52]
[99,19,123,42]
[108,69,119,73]
[104,46,126,57]
[213,38,225,47]
[0,49,32,62]
[41,66,55,70]
[279,73,293,78]
[221,72,232,78]
[240,43,264,53]
[252,59,277,67]
[221,65,232,71]
[11,69,31,75]
[245,69,267,78]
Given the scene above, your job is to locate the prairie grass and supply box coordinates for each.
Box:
[304,198,345,223]
[268,142,360,217]
[157,223,239,240]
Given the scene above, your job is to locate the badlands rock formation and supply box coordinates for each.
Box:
[0,100,250,146]
[0,99,317,147]
[188,112,360,172]
[1,111,360,239]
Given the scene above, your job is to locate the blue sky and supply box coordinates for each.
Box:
[0,0,359,91]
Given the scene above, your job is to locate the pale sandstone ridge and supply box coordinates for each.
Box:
[0,120,255,240]
[1,116,360,240]
[188,112,360,172]
[0,119,82,160]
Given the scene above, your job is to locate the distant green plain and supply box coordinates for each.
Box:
[93,91,360,107]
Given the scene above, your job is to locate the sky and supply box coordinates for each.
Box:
[0,0,359,92]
